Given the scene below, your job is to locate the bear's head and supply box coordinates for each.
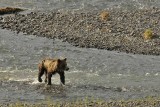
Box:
[57,58,69,71]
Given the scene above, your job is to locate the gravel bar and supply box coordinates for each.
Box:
[0,8,160,55]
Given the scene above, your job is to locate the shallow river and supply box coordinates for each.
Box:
[0,28,160,103]
[0,0,160,11]
[0,0,160,103]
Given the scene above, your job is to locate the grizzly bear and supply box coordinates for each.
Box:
[38,58,69,85]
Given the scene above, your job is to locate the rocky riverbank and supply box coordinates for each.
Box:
[0,8,160,55]
[1,97,160,107]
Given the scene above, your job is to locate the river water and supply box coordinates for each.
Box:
[0,0,160,11]
[0,0,160,103]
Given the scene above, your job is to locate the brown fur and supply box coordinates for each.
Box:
[38,58,69,85]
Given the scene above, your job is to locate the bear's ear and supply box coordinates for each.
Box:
[64,58,67,61]
[58,59,61,63]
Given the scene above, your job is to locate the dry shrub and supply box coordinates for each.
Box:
[99,11,109,21]
[143,29,153,40]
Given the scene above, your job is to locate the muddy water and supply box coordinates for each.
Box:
[0,28,160,103]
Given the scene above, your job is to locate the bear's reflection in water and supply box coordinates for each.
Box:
[0,79,68,98]
[36,83,67,97]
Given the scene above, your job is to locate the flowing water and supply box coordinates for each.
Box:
[0,0,160,103]
[0,0,160,11]
[0,28,160,103]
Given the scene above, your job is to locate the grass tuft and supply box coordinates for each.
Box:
[99,11,110,21]
[1,97,160,107]
[143,29,153,40]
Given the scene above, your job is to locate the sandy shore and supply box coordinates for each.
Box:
[0,8,160,55]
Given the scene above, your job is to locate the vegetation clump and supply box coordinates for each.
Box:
[143,29,153,40]
[99,11,109,21]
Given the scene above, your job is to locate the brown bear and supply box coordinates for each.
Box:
[38,58,69,85]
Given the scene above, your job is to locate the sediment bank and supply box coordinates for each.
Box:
[0,8,160,55]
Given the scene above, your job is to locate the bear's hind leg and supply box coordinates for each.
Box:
[44,71,47,83]
[38,67,44,82]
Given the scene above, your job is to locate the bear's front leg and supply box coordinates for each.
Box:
[59,71,65,85]
[47,73,52,85]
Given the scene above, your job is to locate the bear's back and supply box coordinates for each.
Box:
[43,59,58,72]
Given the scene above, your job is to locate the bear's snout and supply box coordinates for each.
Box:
[66,67,69,71]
